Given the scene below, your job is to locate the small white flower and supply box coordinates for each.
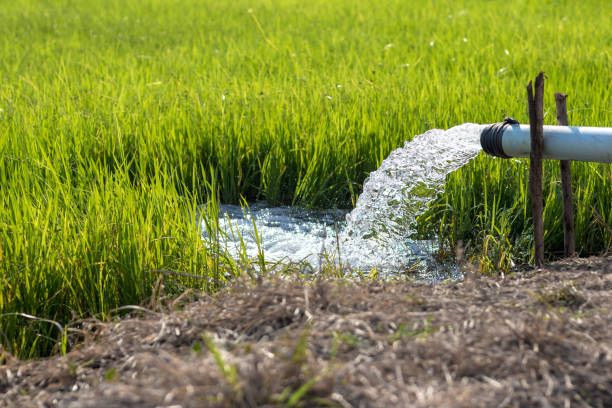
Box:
[383,43,394,50]
[336,84,343,88]
[401,63,410,68]
[325,95,332,100]
[504,49,510,55]
[222,94,226,101]
[462,37,468,42]
[430,41,435,47]
[145,81,162,86]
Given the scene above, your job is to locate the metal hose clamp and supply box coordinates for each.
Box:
[480,117,519,158]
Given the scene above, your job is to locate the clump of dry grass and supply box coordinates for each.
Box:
[1,256,611,407]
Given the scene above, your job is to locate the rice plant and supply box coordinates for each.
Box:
[1,0,611,357]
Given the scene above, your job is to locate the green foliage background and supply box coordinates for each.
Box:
[1,0,610,357]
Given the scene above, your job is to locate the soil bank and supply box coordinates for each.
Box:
[1,256,611,407]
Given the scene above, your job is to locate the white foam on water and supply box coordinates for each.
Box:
[204,123,486,280]
[212,204,346,267]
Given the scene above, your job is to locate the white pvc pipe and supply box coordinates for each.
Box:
[482,123,612,163]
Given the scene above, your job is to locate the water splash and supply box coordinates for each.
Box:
[339,123,486,271]
[207,123,486,280]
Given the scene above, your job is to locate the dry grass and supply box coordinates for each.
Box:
[1,256,611,407]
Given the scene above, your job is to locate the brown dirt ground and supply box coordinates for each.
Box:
[1,256,611,408]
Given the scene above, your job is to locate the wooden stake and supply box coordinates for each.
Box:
[527,73,545,267]
[555,92,575,257]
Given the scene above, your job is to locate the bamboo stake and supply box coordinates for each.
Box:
[555,92,575,257]
[527,73,545,267]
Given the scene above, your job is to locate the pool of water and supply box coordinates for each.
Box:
[206,203,460,282]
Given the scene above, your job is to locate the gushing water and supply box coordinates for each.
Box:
[339,123,486,272]
[206,123,486,280]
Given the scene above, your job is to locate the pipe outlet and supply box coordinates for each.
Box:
[481,120,612,163]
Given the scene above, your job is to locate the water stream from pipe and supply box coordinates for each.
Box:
[206,123,486,281]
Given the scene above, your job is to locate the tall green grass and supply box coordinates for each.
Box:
[418,158,612,271]
[1,0,611,357]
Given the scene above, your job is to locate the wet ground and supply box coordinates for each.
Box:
[1,256,611,407]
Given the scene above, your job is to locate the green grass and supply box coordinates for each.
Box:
[418,157,612,272]
[1,0,611,358]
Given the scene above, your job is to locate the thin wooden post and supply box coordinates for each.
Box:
[527,73,545,267]
[555,93,575,258]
